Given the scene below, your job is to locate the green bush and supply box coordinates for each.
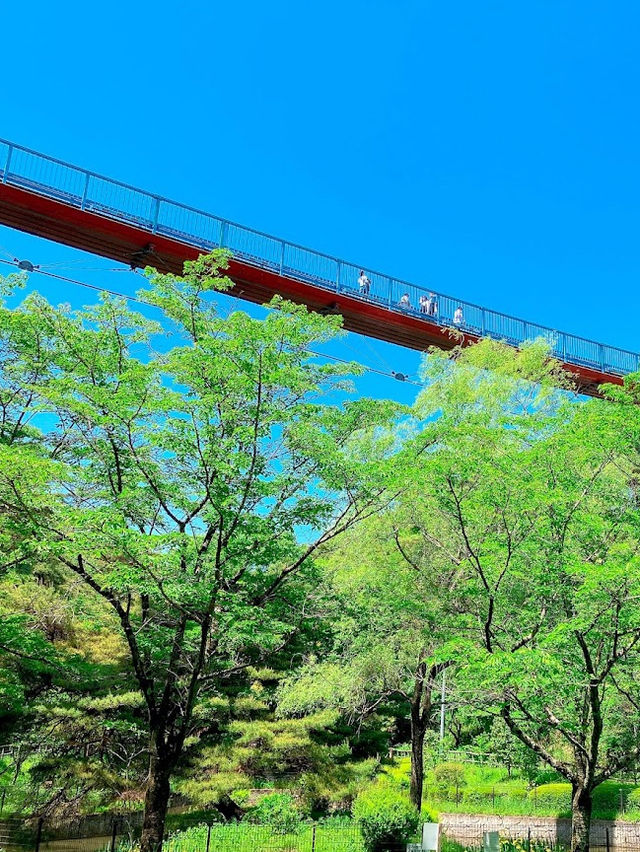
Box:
[297,757,381,818]
[627,787,640,808]
[592,782,635,813]
[249,792,301,835]
[432,762,467,800]
[383,759,411,790]
[353,781,419,852]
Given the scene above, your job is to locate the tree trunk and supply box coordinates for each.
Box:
[140,754,172,852]
[571,783,593,852]
[409,712,426,811]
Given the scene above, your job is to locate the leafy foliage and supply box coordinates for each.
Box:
[0,258,400,842]
[432,763,467,798]
[5,255,640,852]
[248,793,301,834]
[353,780,419,851]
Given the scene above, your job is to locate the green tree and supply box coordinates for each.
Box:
[0,254,398,850]
[0,271,60,578]
[473,716,541,780]
[404,340,640,852]
[277,513,455,812]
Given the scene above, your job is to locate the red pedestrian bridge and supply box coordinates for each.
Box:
[0,138,635,395]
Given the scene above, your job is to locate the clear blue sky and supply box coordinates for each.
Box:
[1,0,638,404]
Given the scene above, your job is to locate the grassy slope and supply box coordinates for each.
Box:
[386,759,640,822]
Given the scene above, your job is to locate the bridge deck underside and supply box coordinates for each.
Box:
[0,183,618,397]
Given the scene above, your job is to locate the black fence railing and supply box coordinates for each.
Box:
[5,816,640,852]
[0,817,373,852]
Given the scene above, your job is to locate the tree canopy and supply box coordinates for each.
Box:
[2,260,640,852]
[0,254,400,850]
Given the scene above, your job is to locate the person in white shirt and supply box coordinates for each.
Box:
[399,293,411,310]
[419,295,429,314]
[429,294,438,317]
[453,306,464,326]
[358,270,371,295]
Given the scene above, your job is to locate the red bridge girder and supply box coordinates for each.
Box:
[0,181,622,397]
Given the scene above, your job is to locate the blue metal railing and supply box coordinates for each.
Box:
[0,137,637,378]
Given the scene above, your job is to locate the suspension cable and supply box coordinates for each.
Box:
[0,257,424,388]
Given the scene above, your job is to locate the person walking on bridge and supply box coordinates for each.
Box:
[358,270,371,296]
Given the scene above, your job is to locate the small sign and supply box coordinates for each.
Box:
[406,845,422,852]
[422,822,440,851]
[483,831,500,852]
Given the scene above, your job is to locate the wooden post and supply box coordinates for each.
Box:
[110,820,118,852]
[311,824,317,852]
[205,824,212,852]
[606,827,610,852]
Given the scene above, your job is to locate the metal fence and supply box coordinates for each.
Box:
[165,822,369,851]
[5,816,640,852]
[0,817,373,852]
[0,815,137,852]
[440,821,640,852]
[441,827,564,851]
[0,137,636,379]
